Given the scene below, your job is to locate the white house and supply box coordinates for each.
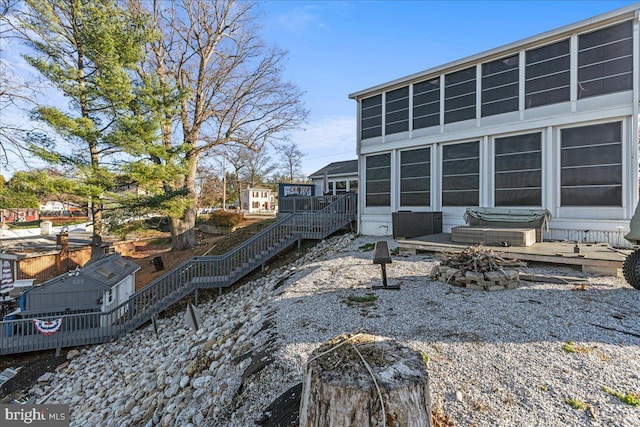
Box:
[40,201,65,214]
[309,160,359,196]
[241,187,275,213]
[349,4,640,246]
[19,253,140,327]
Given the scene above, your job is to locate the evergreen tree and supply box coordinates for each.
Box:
[12,0,153,250]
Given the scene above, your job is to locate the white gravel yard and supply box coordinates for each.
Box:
[229,235,640,427]
[30,234,640,427]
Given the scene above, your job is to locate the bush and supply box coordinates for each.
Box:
[208,210,244,227]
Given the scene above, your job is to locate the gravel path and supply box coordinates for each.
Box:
[228,235,640,427]
[29,234,640,426]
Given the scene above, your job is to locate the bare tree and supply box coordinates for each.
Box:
[276,141,305,183]
[236,145,275,188]
[129,0,307,250]
[195,162,225,209]
[0,0,36,171]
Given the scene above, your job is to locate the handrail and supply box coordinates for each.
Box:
[0,193,357,355]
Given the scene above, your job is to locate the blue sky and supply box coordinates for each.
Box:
[2,0,637,179]
[256,0,637,175]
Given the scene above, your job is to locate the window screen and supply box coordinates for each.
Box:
[366,153,391,206]
[413,78,440,129]
[442,141,479,206]
[361,94,382,139]
[385,86,409,135]
[560,122,622,206]
[444,67,476,124]
[495,132,542,206]
[400,147,430,206]
[578,20,633,99]
[525,39,570,108]
[482,55,519,117]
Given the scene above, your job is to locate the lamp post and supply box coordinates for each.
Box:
[222,156,227,211]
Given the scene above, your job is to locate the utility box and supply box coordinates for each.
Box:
[392,211,442,239]
[40,221,52,235]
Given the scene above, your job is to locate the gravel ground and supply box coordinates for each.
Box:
[228,235,640,427]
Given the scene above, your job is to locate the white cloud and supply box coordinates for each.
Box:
[289,115,357,175]
[275,5,326,34]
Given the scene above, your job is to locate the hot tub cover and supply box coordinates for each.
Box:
[464,208,551,230]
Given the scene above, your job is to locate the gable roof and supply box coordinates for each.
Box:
[30,253,140,293]
[309,160,358,179]
[82,253,140,288]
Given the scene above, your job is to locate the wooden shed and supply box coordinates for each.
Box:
[19,253,140,323]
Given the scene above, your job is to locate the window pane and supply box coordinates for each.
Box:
[442,141,479,206]
[401,177,430,192]
[561,121,620,147]
[482,55,518,117]
[400,148,430,206]
[561,165,621,186]
[413,78,440,129]
[561,144,621,167]
[413,115,440,129]
[494,133,541,206]
[366,194,391,206]
[495,170,541,188]
[580,20,632,49]
[561,186,621,206]
[496,189,542,206]
[386,86,409,135]
[442,190,479,206]
[361,95,382,139]
[525,86,570,109]
[367,181,390,193]
[366,153,391,207]
[578,20,633,99]
[579,74,633,99]
[560,122,622,206]
[495,152,542,171]
[525,40,570,108]
[445,67,476,124]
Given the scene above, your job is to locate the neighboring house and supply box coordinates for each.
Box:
[40,201,65,214]
[349,4,640,245]
[241,188,275,213]
[17,253,140,327]
[1,209,39,224]
[40,201,84,216]
[309,160,358,196]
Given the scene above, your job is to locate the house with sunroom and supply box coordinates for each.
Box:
[349,4,640,247]
[308,160,358,195]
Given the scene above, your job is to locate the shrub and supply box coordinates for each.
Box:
[208,210,244,227]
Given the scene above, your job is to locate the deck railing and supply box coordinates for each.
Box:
[0,193,356,355]
[278,194,353,213]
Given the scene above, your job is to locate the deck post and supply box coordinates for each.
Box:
[194,289,199,307]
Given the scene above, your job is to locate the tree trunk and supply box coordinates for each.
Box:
[299,334,432,427]
[169,146,200,251]
[170,207,197,251]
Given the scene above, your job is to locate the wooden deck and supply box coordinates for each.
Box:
[396,233,627,276]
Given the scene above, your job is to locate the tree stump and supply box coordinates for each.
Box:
[299,333,432,427]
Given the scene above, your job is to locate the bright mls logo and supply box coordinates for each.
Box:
[1,405,69,426]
